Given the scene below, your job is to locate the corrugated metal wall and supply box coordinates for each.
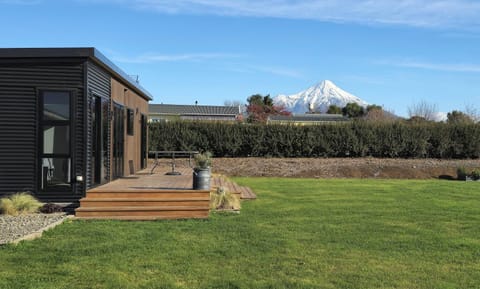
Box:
[0,86,37,193]
[0,61,85,199]
[86,61,111,189]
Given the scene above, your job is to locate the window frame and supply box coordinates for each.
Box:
[38,89,74,192]
[126,107,134,136]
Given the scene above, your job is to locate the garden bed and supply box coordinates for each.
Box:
[212,157,480,179]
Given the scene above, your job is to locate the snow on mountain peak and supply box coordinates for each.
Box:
[274,80,368,114]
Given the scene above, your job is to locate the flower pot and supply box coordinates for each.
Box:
[193,167,211,190]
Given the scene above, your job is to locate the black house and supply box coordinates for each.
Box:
[0,48,152,203]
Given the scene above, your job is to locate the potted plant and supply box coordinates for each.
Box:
[193,152,212,190]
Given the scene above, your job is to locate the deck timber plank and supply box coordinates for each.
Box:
[76,161,255,220]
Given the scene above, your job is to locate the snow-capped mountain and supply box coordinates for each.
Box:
[274,80,368,114]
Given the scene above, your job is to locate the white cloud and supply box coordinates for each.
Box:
[109,50,301,78]
[433,111,448,122]
[0,0,41,4]
[112,52,243,63]
[85,0,480,29]
[248,65,303,78]
[381,59,480,73]
[223,63,303,78]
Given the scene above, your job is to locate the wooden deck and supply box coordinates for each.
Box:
[75,159,256,220]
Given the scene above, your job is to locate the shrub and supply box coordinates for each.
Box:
[457,167,468,180]
[39,203,64,214]
[471,169,480,181]
[149,121,480,159]
[210,187,241,211]
[0,192,42,216]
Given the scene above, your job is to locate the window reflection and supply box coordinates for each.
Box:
[43,125,70,154]
[43,91,70,121]
[41,158,71,191]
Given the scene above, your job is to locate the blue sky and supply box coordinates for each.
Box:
[1,0,480,117]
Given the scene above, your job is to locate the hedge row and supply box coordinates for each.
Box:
[148,121,480,159]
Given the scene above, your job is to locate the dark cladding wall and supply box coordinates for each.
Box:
[0,85,36,193]
[0,61,85,198]
[86,61,111,188]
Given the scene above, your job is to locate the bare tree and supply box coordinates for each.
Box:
[364,106,397,122]
[224,100,246,113]
[464,104,480,123]
[408,100,439,121]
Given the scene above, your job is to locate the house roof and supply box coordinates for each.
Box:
[149,104,241,116]
[0,47,153,101]
[269,114,348,122]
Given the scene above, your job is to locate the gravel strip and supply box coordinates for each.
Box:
[0,213,68,245]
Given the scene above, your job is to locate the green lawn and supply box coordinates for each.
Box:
[1,178,479,289]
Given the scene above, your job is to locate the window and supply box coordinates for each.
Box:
[43,125,70,154]
[40,90,72,192]
[127,108,134,135]
[90,96,110,185]
[43,91,70,121]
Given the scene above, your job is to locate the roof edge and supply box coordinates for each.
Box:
[91,48,153,101]
[0,47,153,101]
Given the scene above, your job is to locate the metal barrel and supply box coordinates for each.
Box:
[193,168,211,190]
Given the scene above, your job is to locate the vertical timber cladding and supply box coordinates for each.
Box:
[86,61,111,188]
[111,78,148,176]
[0,61,85,196]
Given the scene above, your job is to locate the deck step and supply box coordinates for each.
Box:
[85,190,210,199]
[75,206,209,218]
[79,197,210,208]
[75,215,208,221]
[76,206,208,212]
[211,177,257,200]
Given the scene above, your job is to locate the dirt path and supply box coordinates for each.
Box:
[212,158,480,179]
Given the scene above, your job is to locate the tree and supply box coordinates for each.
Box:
[446,110,473,124]
[224,100,243,107]
[464,105,480,123]
[263,95,274,107]
[246,94,263,106]
[408,100,438,121]
[407,116,428,123]
[342,102,365,118]
[363,104,397,122]
[327,105,342,114]
[224,100,246,114]
[366,104,382,112]
[246,94,291,123]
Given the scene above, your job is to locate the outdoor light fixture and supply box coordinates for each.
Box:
[76,175,84,182]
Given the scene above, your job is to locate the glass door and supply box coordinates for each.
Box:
[112,103,124,179]
[90,95,110,186]
[39,90,72,192]
[140,114,147,169]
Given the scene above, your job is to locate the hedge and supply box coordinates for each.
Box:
[148,121,480,159]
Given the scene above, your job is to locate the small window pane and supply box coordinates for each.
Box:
[127,108,134,135]
[41,158,71,191]
[43,125,70,154]
[43,91,70,121]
